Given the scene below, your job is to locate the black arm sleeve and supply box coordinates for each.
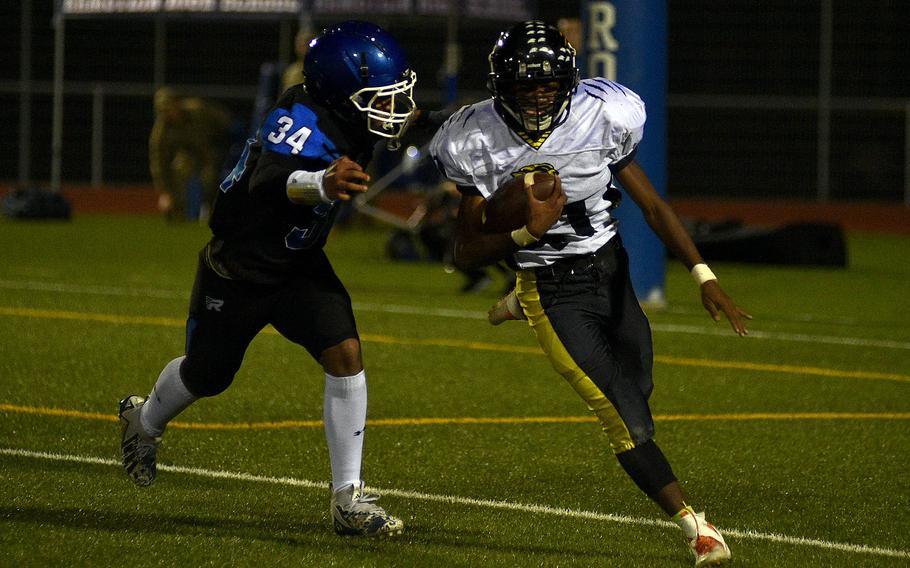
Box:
[422,109,455,130]
[412,108,456,132]
[456,185,482,197]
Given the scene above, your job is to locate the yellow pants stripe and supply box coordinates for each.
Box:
[516,270,635,453]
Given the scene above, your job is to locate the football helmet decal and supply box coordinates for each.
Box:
[305,20,416,143]
[488,21,579,137]
[510,163,559,178]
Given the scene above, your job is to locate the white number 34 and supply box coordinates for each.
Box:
[266,116,312,155]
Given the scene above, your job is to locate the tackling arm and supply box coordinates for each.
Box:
[251,150,370,206]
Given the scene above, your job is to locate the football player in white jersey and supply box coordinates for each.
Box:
[430,21,750,567]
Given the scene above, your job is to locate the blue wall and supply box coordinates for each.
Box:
[580,0,668,305]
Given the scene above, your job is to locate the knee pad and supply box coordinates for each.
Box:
[179,355,236,397]
[616,439,677,497]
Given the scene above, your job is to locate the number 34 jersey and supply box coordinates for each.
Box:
[429,78,646,269]
[207,85,375,284]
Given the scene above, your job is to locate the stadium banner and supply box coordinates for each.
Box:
[580,0,668,305]
[58,0,301,17]
[57,0,531,19]
[309,0,531,19]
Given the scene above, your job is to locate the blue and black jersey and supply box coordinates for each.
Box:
[205,86,375,284]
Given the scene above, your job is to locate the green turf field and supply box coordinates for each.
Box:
[1,215,908,567]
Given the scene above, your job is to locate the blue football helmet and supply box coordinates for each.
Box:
[304,20,417,143]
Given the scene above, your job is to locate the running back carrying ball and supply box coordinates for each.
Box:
[481,172,559,233]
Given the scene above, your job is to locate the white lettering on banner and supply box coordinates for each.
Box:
[312,0,409,14]
[64,0,161,13]
[164,0,215,10]
[62,0,300,13]
[466,0,531,20]
[587,2,619,80]
[220,0,298,12]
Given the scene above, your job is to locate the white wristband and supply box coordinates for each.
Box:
[286,169,331,204]
[690,263,717,286]
[511,226,539,247]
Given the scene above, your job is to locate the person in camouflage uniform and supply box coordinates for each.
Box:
[149,87,231,221]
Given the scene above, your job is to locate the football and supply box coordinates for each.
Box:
[482,172,559,233]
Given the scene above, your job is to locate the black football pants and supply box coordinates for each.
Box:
[515,237,656,453]
[179,250,359,397]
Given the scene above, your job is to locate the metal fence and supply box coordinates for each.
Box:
[3,1,909,204]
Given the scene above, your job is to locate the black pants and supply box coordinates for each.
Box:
[180,250,359,397]
[515,238,655,454]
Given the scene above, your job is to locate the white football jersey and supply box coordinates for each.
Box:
[430,78,646,269]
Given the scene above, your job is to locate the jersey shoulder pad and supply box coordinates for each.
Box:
[577,79,645,127]
[575,78,646,161]
[258,88,339,163]
[429,102,490,186]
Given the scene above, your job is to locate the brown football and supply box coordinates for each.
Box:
[482,172,558,233]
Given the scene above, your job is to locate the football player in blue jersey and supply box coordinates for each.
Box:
[118,20,419,537]
[430,21,750,566]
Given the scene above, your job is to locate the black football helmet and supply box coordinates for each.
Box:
[487,21,579,136]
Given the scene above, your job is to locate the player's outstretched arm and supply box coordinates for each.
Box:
[615,161,752,336]
[284,155,371,206]
[323,156,370,201]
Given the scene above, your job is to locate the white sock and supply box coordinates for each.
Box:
[140,356,198,437]
[673,505,699,540]
[323,369,367,490]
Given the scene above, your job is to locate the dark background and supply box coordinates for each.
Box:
[1,1,908,201]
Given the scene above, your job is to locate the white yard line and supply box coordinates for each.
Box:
[353,301,486,320]
[0,278,186,300]
[2,447,908,560]
[648,323,910,350]
[1,278,908,350]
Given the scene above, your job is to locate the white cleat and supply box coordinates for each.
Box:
[118,395,161,487]
[685,511,732,567]
[487,289,526,325]
[331,482,404,537]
